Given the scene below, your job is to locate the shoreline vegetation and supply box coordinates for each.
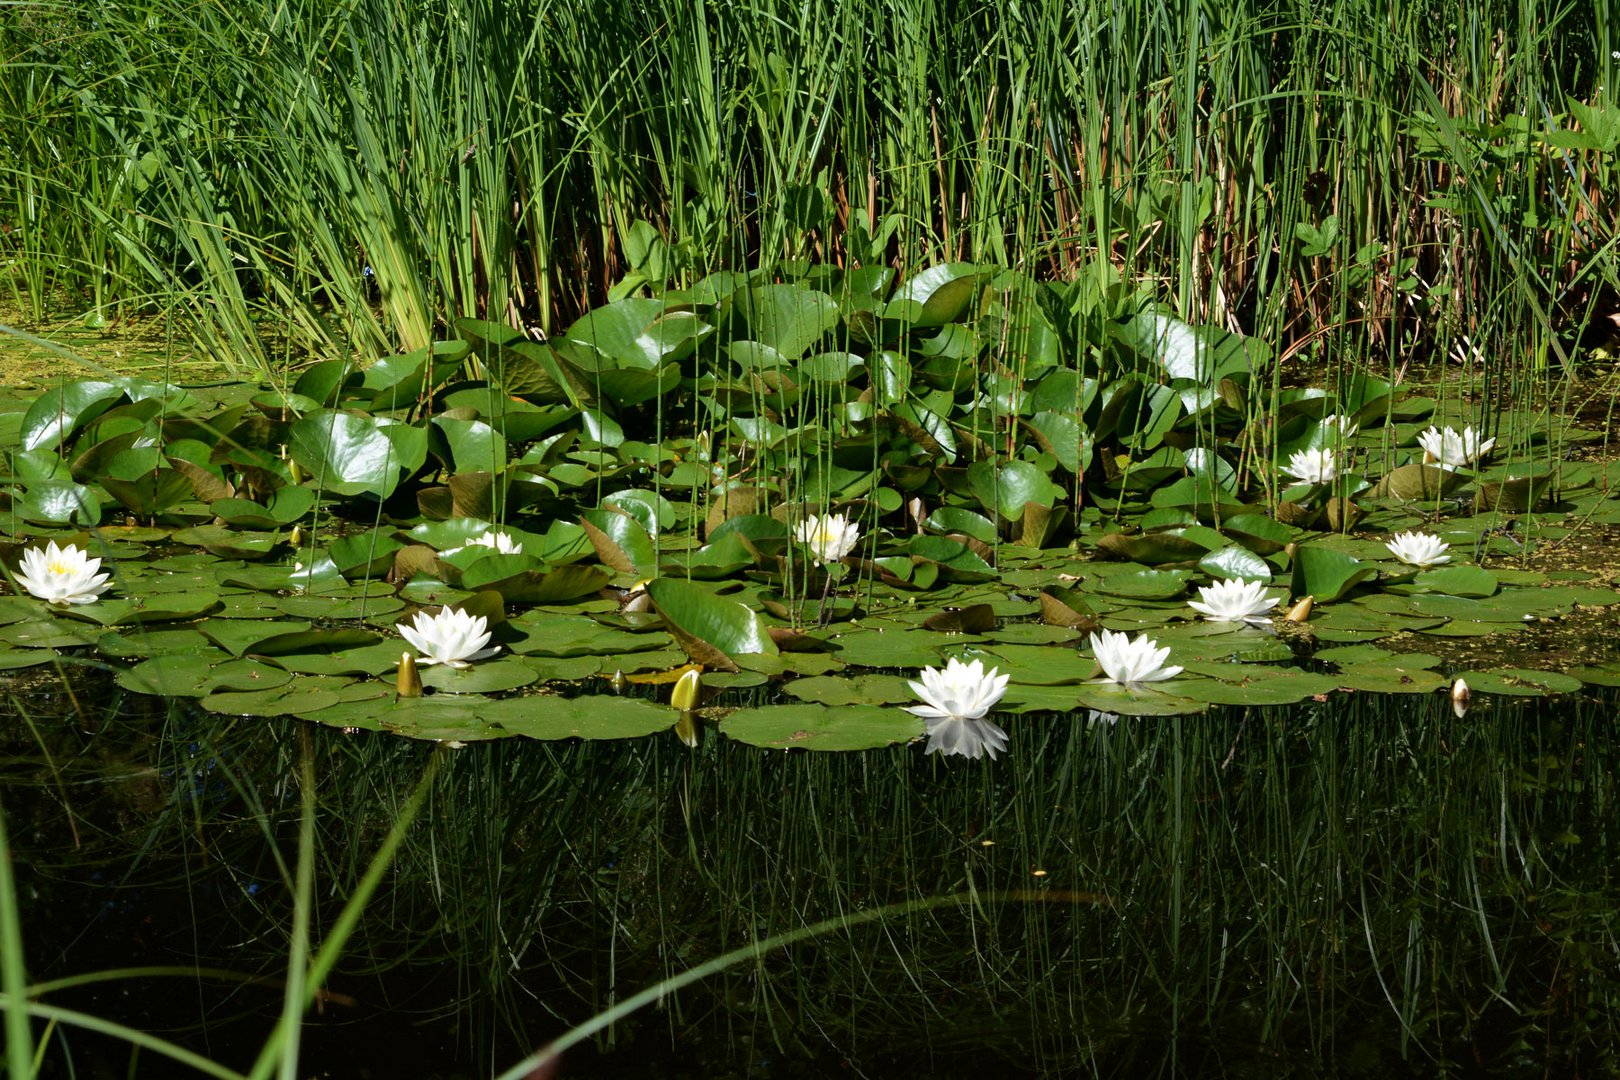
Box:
[1,0,1614,382]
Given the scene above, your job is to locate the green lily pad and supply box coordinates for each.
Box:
[782,674,915,706]
[1409,566,1499,598]
[1169,670,1339,705]
[719,702,922,751]
[58,592,222,627]
[1454,668,1583,696]
[201,676,355,717]
[491,694,679,741]
[419,658,540,694]
[1565,663,1620,687]
[509,615,670,657]
[200,619,313,657]
[96,627,212,658]
[264,640,409,676]
[4,618,104,649]
[1199,545,1273,582]
[1088,569,1193,600]
[118,654,293,697]
[1332,665,1448,694]
[1072,682,1208,716]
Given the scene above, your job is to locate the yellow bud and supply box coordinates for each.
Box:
[1284,596,1314,622]
[671,668,702,713]
[396,652,422,698]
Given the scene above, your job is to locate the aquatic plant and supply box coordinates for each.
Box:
[12,542,112,605]
[1417,425,1496,470]
[795,513,861,565]
[905,657,1011,760]
[1283,448,1338,485]
[1088,630,1183,687]
[1187,579,1281,626]
[1385,531,1451,567]
[397,608,500,669]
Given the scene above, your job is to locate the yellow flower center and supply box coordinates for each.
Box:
[48,558,72,576]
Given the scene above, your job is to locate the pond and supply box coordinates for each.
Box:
[7,673,1619,1078]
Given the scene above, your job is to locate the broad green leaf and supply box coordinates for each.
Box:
[21,380,125,451]
[883,263,986,327]
[968,459,1062,521]
[647,578,779,670]
[287,411,408,499]
[720,703,921,750]
[1290,546,1377,603]
[728,285,839,359]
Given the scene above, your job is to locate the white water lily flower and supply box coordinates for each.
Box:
[441,530,521,557]
[795,512,860,564]
[1089,629,1183,686]
[1385,531,1451,568]
[397,607,500,669]
[1283,448,1337,484]
[906,656,1011,760]
[13,541,112,605]
[1416,425,1495,471]
[1188,578,1281,626]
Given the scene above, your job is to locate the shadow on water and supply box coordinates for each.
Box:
[5,670,1619,1078]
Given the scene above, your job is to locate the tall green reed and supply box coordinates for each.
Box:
[1,0,1609,391]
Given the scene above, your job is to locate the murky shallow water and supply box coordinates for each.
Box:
[6,669,1619,1078]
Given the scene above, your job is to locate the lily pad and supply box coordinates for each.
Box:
[719,702,923,751]
[1088,569,1193,601]
[781,674,915,706]
[419,658,540,694]
[491,694,681,741]
[1454,668,1583,697]
[117,654,292,697]
[1071,682,1208,716]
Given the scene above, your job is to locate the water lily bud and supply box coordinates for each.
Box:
[289,524,304,547]
[671,668,702,713]
[1450,677,1470,718]
[396,652,422,698]
[1284,596,1314,622]
[610,669,627,694]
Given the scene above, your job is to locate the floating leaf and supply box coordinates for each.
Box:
[491,694,678,741]
[1088,569,1193,600]
[781,674,915,706]
[720,702,921,751]
[117,654,291,698]
[923,605,996,633]
[1454,668,1583,697]
[1410,565,1499,598]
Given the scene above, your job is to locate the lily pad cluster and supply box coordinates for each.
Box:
[3,265,1619,751]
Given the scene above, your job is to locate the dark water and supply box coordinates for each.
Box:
[6,667,1619,1078]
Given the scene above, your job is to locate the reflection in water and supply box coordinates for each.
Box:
[6,677,1618,1077]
